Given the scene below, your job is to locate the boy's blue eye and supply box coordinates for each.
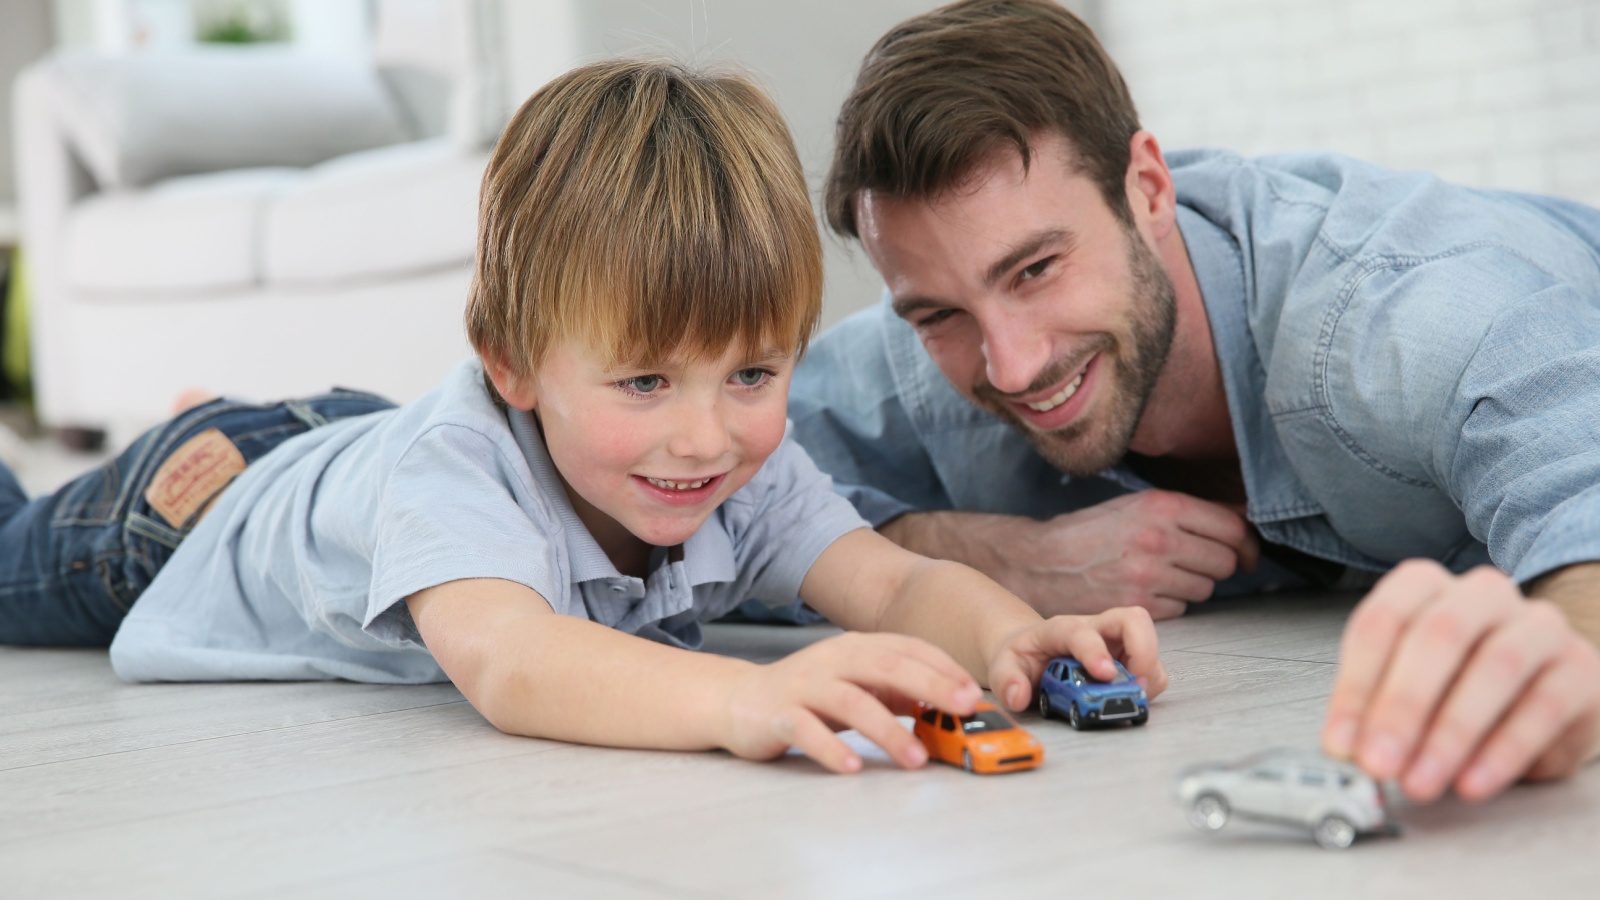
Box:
[625,375,663,393]
[734,368,769,387]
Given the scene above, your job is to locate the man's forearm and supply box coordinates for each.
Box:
[880,511,1034,584]
[1527,561,1600,650]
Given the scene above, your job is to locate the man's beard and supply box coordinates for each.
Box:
[971,228,1177,477]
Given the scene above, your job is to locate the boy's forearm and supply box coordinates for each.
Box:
[476,615,756,748]
[874,556,1042,683]
[411,583,754,750]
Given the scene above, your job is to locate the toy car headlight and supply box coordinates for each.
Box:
[979,743,997,754]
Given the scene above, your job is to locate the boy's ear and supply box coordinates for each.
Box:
[482,353,539,411]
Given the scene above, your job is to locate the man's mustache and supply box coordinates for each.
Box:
[972,339,1111,404]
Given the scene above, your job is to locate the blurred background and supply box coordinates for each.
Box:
[2,0,1599,477]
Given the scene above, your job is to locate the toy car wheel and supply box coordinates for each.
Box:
[1132,710,1149,726]
[1314,815,1357,850]
[962,750,974,773]
[1189,794,1229,831]
[1067,702,1083,730]
[1038,692,1053,719]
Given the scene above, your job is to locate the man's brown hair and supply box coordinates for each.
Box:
[466,59,822,381]
[825,0,1140,237]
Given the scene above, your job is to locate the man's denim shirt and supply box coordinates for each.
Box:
[791,149,1600,587]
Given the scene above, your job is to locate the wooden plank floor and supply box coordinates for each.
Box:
[3,591,1597,899]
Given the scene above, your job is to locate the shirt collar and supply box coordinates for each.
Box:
[1177,204,1324,523]
[505,407,738,586]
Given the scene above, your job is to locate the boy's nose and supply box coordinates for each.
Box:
[666,403,733,461]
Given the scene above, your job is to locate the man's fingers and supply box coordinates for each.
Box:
[1356,568,1519,781]
[1455,651,1591,801]
[1139,597,1189,621]
[1323,560,1448,759]
[1169,535,1243,583]
[1525,708,1600,782]
[1401,600,1570,801]
[1152,568,1217,604]
[1158,492,1259,573]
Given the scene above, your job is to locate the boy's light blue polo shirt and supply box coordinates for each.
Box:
[109,360,868,684]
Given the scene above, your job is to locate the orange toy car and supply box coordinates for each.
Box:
[913,701,1043,774]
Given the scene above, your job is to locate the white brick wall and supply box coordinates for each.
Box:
[1100,0,1600,204]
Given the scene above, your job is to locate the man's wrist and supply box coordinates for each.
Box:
[1525,562,1600,651]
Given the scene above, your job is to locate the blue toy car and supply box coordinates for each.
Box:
[1038,656,1149,729]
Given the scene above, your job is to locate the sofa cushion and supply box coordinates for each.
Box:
[261,139,485,284]
[64,168,301,294]
[48,49,409,189]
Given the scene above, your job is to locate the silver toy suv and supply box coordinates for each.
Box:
[1175,748,1400,849]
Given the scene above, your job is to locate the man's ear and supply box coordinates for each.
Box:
[482,353,539,411]
[1124,130,1177,240]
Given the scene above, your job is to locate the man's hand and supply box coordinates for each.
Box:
[984,606,1169,713]
[721,632,982,774]
[881,491,1259,619]
[1321,560,1600,802]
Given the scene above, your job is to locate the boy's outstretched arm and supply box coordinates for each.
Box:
[799,530,1169,713]
[406,578,980,772]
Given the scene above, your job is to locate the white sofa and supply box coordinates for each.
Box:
[12,0,506,433]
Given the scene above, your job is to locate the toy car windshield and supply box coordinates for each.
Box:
[1070,661,1130,684]
[960,710,1017,734]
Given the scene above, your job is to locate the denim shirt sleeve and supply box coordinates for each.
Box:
[1313,245,1600,584]
[789,306,947,526]
[1446,281,1600,584]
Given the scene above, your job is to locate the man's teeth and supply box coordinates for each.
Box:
[646,477,712,491]
[1026,371,1086,413]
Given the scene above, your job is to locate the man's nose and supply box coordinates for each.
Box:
[666,400,733,461]
[981,311,1052,395]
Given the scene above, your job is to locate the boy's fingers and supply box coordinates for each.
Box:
[817,682,928,769]
[784,709,863,774]
[985,654,1034,712]
[838,634,980,714]
[1105,606,1167,696]
[1322,561,1446,759]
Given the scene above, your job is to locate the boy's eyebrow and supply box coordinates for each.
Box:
[744,348,793,364]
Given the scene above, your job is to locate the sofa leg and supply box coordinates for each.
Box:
[54,426,106,453]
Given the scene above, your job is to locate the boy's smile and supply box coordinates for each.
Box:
[493,339,793,574]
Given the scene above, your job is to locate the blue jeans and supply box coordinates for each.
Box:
[0,390,394,647]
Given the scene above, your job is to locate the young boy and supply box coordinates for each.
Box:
[0,59,1166,772]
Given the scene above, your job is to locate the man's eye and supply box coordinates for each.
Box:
[916,309,956,329]
[1020,258,1051,280]
[734,368,771,387]
[622,375,664,394]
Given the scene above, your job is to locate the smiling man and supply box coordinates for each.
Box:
[790,0,1600,801]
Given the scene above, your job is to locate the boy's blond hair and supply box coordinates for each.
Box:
[466,59,823,380]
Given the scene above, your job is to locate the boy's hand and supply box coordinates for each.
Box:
[722,632,982,773]
[1322,560,1600,802]
[984,607,1168,712]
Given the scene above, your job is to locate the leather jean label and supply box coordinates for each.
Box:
[143,428,247,529]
